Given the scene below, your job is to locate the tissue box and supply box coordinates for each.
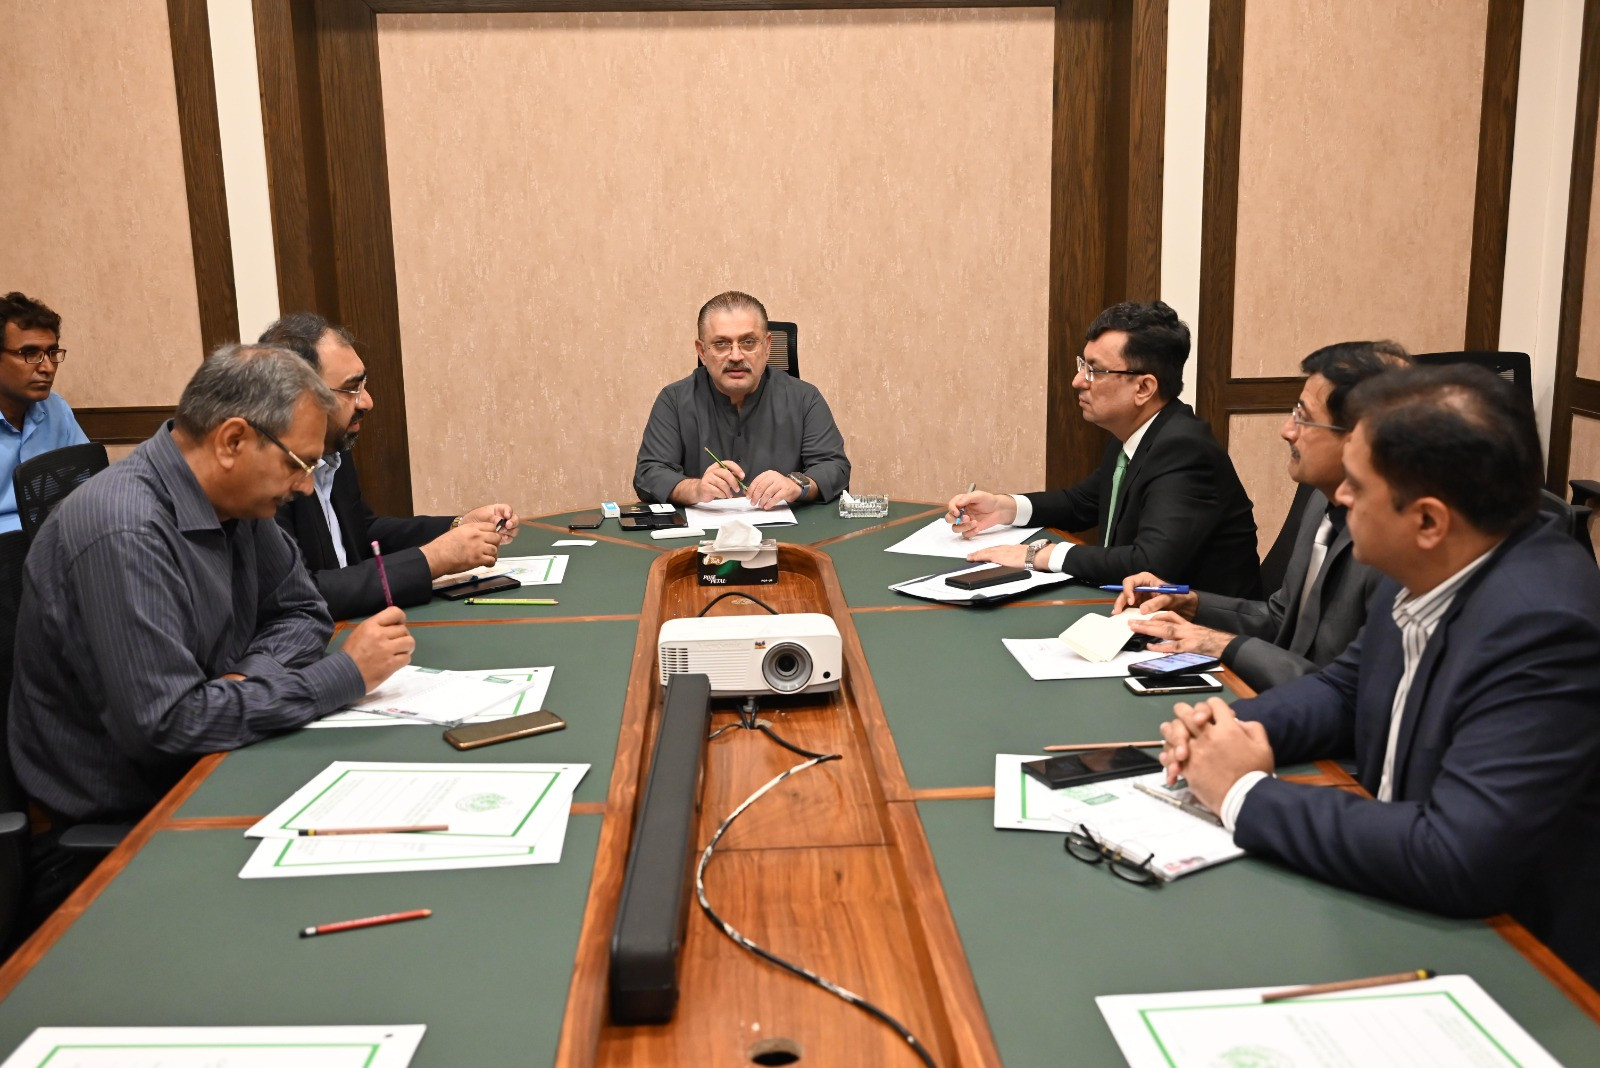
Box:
[697,539,779,586]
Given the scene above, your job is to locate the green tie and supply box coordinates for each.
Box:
[1103,450,1129,546]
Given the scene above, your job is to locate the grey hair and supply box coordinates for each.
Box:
[696,291,768,337]
[174,343,337,438]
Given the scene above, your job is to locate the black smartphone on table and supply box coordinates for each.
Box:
[433,574,522,600]
[1127,651,1221,676]
[1124,673,1223,696]
[1021,746,1163,789]
[567,512,604,530]
[945,565,1031,590]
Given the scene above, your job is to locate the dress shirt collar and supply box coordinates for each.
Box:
[148,421,224,535]
[313,448,342,494]
[0,399,47,436]
[1120,409,1156,460]
[1390,545,1497,631]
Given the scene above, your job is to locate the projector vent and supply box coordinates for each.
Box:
[660,647,691,676]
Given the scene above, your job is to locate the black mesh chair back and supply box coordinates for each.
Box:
[1411,351,1531,401]
[0,530,27,811]
[13,442,109,541]
[693,321,799,379]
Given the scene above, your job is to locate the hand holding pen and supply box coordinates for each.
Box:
[1112,571,1201,616]
[699,448,748,500]
[944,485,1012,537]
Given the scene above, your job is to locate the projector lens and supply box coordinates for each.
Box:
[761,642,812,693]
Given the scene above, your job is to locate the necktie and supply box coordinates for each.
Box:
[1103,450,1130,547]
[1291,511,1338,651]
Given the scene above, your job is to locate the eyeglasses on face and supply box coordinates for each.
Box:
[1063,824,1159,885]
[1075,356,1142,383]
[245,419,316,479]
[1291,400,1348,433]
[705,335,767,357]
[2,346,67,365]
[330,375,369,397]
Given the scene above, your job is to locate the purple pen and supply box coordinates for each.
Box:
[372,540,394,607]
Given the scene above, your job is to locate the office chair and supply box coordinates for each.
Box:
[0,532,34,951]
[1259,482,1319,595]
[1411,351,1532,400]
[13,443,109,541]
[693,321,800,379]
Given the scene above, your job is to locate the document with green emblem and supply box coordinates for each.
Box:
[0,1024,426,1067]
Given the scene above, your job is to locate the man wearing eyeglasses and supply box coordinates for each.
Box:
[1111,341,1408,691]
[261,313,519,621]
[947,301,1260,597]
[633,291,850,509]
[1158,364,1600,988]
[9,345,413,913]
[0,291,89,532]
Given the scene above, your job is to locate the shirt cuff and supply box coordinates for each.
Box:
[1219,769,1271,832]
[1045,543,1069,573]
[1011,494,1033,526]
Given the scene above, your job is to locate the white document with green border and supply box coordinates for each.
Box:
[1097,974,1563,1067]
[308,666,553,728]
[0,1024,425,1067]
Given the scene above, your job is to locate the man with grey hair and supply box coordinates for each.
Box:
[633,291,850,507]
[9,344,413,854]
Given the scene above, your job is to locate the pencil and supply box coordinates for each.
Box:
[464,598,557,606]
[703,446,751,492]
[1043,741,1162,752]
[297,824,449,837]
[1261,968,1435,1003]
[300,908,432,938]
[372,540,393,607]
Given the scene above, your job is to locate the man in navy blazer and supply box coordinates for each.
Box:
[1161,364,1600,987]
[1116,340,1408,691]
[948,301,1260,598]
[262,314,520,620]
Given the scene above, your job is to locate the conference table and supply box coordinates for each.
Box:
[0,502,1596,1066]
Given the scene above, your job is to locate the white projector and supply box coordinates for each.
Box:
[658,613,843,697]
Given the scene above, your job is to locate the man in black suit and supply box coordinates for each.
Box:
[1160,365,1600,987]
[261,313,520,620]
[948,301,1260,597]
[1114,341,1407,691]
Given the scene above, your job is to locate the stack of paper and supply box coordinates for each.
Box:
[310,666,553,729]
[433,554,570,588]
[310,665,551,728]
[883,517,1041,559]
[1097,974,1563,1067]
[1001,639,1161,680]
[239,761,588,879]
[890,563,1074,605]
[685,498,797,528]
[0,1025,427,1067]
[993,754,1242,881]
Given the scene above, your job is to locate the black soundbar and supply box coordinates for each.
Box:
[608,672,712,1024]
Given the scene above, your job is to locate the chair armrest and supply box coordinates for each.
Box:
[0,811,26,839]
[59,824,132,854]
[1569,480,1600,509]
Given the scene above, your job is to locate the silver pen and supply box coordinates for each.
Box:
[1133,780,1223,826]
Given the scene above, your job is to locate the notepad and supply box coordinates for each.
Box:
[1057,610,1153,662]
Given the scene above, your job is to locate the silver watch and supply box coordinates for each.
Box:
[1024,538,1050,570]
[788,472,809,495]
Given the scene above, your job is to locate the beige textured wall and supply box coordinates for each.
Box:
[1228,413,1294,560]
[1230,0,1486,376]
[378,9,1053,515]
[0,0,202,409]
[1580,102,1600,381]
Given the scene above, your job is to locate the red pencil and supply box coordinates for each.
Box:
[300,908,432,939]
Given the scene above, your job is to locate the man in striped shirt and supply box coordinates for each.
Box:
[1158,364,1600,987]
[8,344,414,910]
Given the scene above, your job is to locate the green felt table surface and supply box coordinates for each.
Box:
[854,603,1229,790]
[0,818,600,1067]
[541,499,937,550]
[177,619,635,816]
[918,798,1599,1066]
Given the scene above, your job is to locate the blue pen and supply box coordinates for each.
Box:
[1100,584,1190,594]
[955,481,976,523]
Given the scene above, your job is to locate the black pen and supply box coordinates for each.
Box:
[494,517,507,533]
[956,481,976,523]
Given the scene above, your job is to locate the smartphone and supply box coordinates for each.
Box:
[1128,651,1222,676]
[1123,673,1223,696]
[945,565,1030,590]
[433,574,522,600]
[1021,746,1163,789]
[619,511,685,531]
[568,512,603,530]
[443,709,566,750]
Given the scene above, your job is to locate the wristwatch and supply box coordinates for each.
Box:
[1023,538,1050,571]
[788,472,809,497]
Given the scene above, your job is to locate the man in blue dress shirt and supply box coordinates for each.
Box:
[0,292,88,532]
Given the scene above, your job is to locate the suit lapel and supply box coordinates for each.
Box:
[1104,403,1178,540]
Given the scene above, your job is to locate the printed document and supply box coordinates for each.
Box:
[1097,974,1562,1067]
[434,554,569,587]
[890,563,1074,604]
[684,498,797,528]
[332,665,544,727]
[1001,638,1161,680]
[884,517,1041,559]
[0,1024,425,1067]
[310,666,553,729]
[993,755,1242,880]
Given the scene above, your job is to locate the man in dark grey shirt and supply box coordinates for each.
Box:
[633,291,849,508]
[9,344,414,827]
[1115,341,1406,691]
